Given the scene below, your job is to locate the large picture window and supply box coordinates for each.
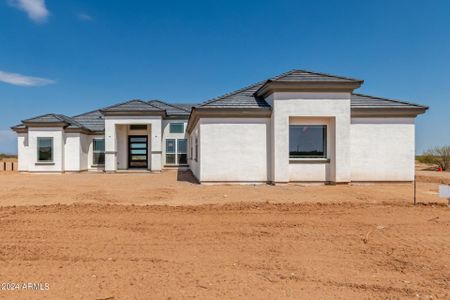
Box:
[37,137,53,162]
[93,139,105,165]
[166,138,188,165]
[289,125,327,158]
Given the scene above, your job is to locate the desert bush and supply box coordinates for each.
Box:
[420,146,450,171]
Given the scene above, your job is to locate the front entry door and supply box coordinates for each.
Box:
[128,136,148,169]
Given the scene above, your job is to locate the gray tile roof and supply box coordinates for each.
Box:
[148,100,191,115]
[22,113,70,124]
[101,99,163,112]
[71,110,105,132]
[198,70,427,111]
[199,69,363,108]
[173,103,196,111]
[199,81,269,108]
[12,70,428,133]
[351,93,428,109]
[22,113,87,129]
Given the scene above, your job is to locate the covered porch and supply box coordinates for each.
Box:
[104,117,163,172]
[100,99,166,172]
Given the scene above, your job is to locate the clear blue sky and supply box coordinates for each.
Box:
[1,0,449,154]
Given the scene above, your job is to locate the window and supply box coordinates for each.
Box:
[166,139,176,164]
[195,138,198,161]
[130,124,147,131]
[177,139,187,164]
[37,137,53,162]
[93,139,105,165]
[190,137,193,160]
[166,138,188,165]
[289,125,327,158]
[169,123,184,133]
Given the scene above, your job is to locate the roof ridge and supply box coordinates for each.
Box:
[22,113,62,123]
[100,99,164,111]
[72,109,102,118]
[273,69,363,82]
[148,99,183,110]
[154,100,192,112]
[57,114,87,128]
[352,93,428,108]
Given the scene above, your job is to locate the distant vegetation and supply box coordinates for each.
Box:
[417,146,450,171]
[0,153,17,160]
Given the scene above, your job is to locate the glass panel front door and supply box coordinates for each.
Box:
[128,136,148,168]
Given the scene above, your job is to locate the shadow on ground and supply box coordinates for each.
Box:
[176,169,199,184]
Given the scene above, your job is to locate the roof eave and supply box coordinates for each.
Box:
[351,107,428,118]
[21,121,68,127]
[187,107,272,134]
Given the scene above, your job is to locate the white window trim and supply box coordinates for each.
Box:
[36,137,54,163]
[92,138,105,166]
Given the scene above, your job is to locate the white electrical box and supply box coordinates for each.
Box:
[439,185,450,198]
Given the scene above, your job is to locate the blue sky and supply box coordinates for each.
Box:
[0,0,449,154]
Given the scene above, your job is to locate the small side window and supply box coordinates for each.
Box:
[166,139,176,164]
[93,139,105,165]
[37,137,53,162]
[169,123,184,133]
[195,138,198,161]
[177,139,187,165]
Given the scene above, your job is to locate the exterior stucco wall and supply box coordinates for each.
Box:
[116,125,128,170]
[64,133,82,171]
[27,127,64,172]
[270,92,351,183]
[17,133,30,171]
[198,118,270,183]
[350,117,415,181]
[80,134,90,171]
[162,119,188,166]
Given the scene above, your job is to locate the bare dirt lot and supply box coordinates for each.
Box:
[0,170,449,299]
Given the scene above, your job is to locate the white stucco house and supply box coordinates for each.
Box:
[12,69,428,184]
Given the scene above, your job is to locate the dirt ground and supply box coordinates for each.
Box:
[0,170,449,299]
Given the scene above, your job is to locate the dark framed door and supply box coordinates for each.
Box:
[128,136,148,169]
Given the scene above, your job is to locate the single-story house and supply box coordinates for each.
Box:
[11,69,428,184]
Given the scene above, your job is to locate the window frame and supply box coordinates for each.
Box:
[289,124,328,160]
[92,138,105,166]
[37,137,54,163]
[165,139,176,165]
[169,123,184,133]
[177,139,188,165]
[190,136,193,160]
[165,138,188,166]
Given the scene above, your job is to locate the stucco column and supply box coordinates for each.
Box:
[271,103,290,184]
[333,110,351,183]
[104,120,117,172]
[149,121,162,172]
